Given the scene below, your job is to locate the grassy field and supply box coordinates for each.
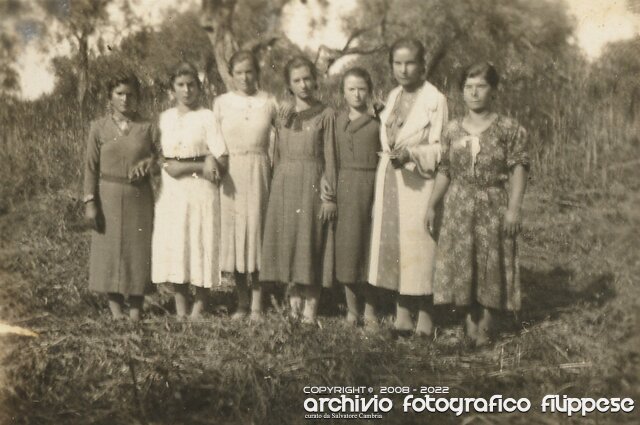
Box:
[0,177,638,424]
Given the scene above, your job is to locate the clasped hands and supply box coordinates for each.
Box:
[202,155,223,185]
[389,148,411,168]
[128,157,154,182]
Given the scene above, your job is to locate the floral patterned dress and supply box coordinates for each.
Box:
[433,115,529,311]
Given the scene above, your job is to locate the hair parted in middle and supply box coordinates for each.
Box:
[228,50,261,76]
[339,67,374,95]
[283,56,318,93]
[459,61,500,91]
[388,37,426,69]
[169,61,202,90]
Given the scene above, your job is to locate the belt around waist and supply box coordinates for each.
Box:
[229,151,267,156]
[100,173,148,185]
[164,156,207,162]
[280,156,322,163]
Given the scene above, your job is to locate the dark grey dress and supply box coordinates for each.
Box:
[83,116,157,296]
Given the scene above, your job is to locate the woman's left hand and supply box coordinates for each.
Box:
[389,148,410,168]
[319,202,337,223]
[129,158,153,181]
[503,209,522,237]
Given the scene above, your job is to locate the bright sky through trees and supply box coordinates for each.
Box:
[8,0,640,100]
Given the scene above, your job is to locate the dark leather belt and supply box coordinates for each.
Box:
[164,156,207,162]
[340,164,377,171]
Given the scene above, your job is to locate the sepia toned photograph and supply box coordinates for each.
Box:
[0,0,638,423]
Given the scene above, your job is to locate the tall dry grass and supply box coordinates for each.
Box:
[1,66,637,210]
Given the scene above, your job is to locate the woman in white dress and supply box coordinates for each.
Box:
[215,51,277,321]
[368,39,448,336]
[152,62,228,319]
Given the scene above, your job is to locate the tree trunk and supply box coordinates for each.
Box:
[77,31,89,108]
[200,0,239,92]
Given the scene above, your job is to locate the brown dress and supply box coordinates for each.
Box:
[84,115,157,296]
[434,115,530,311]
[260,105,337,287]
[335,111,380,284]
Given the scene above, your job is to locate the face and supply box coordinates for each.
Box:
[343,75,370,109]
[172,74,200,107]
[110,83,137,116]
[288,66,316,100]
[392,47,423,88]
[232,59,258,94]
[463,76,493,112]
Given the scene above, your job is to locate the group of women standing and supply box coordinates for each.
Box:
[83,37,529,346]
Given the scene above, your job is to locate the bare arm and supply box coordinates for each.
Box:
[425,171,450,235]
[504,164,528,237]
[427,171,451,210]
[163,160,206,178]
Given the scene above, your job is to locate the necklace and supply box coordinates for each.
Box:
[111,114,131,135]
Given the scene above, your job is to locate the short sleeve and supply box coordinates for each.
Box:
[205,109,228,158]
[437,120,455,178]
[506,122,530,170]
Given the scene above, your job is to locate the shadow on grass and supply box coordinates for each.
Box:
[519,266,616,324]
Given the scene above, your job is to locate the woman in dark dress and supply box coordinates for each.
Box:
[335,68,380,327]
[84,72,158,321]
[260,56,337,324]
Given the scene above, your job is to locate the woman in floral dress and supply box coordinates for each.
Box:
[426,62,530,345]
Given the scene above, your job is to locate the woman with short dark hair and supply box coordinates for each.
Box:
[426,62,530,345]
[151,62,228,319]
[335,67,380,327]
[83,71,158,321]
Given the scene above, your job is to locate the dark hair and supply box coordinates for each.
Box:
[388,38,426,68]
[228,50,260,76]
[340,67,374,94]
[106,71,141,98]
[459,62,500,90]
[283,56,318,91]
[169,61,202,90]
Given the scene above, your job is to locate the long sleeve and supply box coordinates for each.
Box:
[268,97,278,167]
[150,121,162,159]
[320,109,338,203]
[407,93,449,178]
[83,120,101,201]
